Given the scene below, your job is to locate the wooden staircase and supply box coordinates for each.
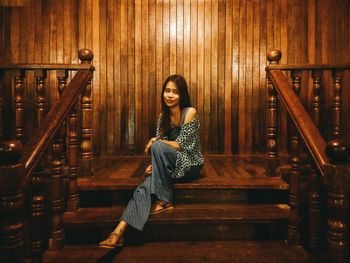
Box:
[43,155,310,262]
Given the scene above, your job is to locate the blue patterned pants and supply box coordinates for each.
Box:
[120,141,200,231]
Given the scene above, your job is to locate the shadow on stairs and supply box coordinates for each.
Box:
[44,155,310,263]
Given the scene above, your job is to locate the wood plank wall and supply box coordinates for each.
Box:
[0,0,349,155]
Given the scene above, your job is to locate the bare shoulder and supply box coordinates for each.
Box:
[184,107,198,124]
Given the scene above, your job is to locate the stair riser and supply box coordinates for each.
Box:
[79,189,288,207]
[65,222,288,245]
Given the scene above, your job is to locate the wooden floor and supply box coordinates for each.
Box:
[78,155,288,192]
[92,155,268,179]
[44,241,310,263]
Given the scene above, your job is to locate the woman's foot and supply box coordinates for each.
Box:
[99,232,123,249]
[150,200,174,214]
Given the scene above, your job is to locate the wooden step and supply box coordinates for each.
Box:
[78,177,289,206]
[64,204,290,244]
[44,240,311,263]
[78,176,289,190]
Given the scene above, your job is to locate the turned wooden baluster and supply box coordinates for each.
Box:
[331,70,344,140]
[48,74,67,250]
[307,69,323,255]
[266,50,281,177]
[29,70,48,262]
[34,70,47,128]
[325,140,350,263]
[57,70,68,164]
[57,70,70,211]
[0,164,25,263]
[29,171,46,263]
[67,99,79,211]
[287,70,302,245]
[311,70,322,127]
[78,49,94,177]
[14,70,25,141]
[0,70,4,140]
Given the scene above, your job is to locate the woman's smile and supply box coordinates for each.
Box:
[164,81,180,107]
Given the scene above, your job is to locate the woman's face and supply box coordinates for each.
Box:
[163,81,180,108]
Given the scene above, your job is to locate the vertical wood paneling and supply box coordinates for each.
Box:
[203,0,211,152]
[231,0,239,153]
[155,0,163,120]
[197,0,204,152]
[141,0,149,147]
[127,0,135,151]
[169,0,176,75]
[190,0,197,107]
[99,0,107,153]
[238,0,247,153]
[1,0,349,154]
[210,0,218,152]
[106,0,115,154]
[148,0,156,139]
[176,0,184,75]
[223,0,232,154]
[135,0,142,150]
[252,0,260,152]
[217,0,225,153]
[92,0,100,154]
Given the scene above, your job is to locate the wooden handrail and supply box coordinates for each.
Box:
[268,70,330,176]
[267,64,350,70]
[17,68,93,188]
[0,64,94,70]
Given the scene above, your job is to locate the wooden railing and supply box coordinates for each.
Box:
[266,50,350,263]
[0,49,94,263]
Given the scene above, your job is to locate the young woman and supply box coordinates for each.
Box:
[99,74,204,248]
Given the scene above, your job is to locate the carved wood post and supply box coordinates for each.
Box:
[34,70,47,129]
[287,70,302,245]
[0,164,25,263]
[0,70,4,140]
[67,100,79,212]
[78,49,94,177]
[331,70,343,140]
[57,70,68,163]
[30,171,46,263]
[325,140,349,263]
[48,74,67,250]
[266,50,281,177]
[306,69,323,255]
[14,70,25,141]
[26,70,48,263]
[311,70,322,126]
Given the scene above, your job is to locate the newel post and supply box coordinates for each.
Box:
[266,50,281,176]
[78,49,94,177]
[325,140,350,263]
[0,163,26,263]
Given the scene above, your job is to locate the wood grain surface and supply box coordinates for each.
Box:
[0,0,349,155]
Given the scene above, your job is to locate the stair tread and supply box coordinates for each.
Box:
[43,240,309,263]
[64,203,290,225]
[78,176,288,190]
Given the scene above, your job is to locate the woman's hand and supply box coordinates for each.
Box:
[145,164,152,176]
[144,137,157,153]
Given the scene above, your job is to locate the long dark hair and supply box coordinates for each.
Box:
[160,74,191,136]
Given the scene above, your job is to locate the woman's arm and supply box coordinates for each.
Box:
[144,137,181,152]
[158,139,181,150]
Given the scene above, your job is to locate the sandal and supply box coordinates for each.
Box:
[150,200,174,215]
[99,232,124,249]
